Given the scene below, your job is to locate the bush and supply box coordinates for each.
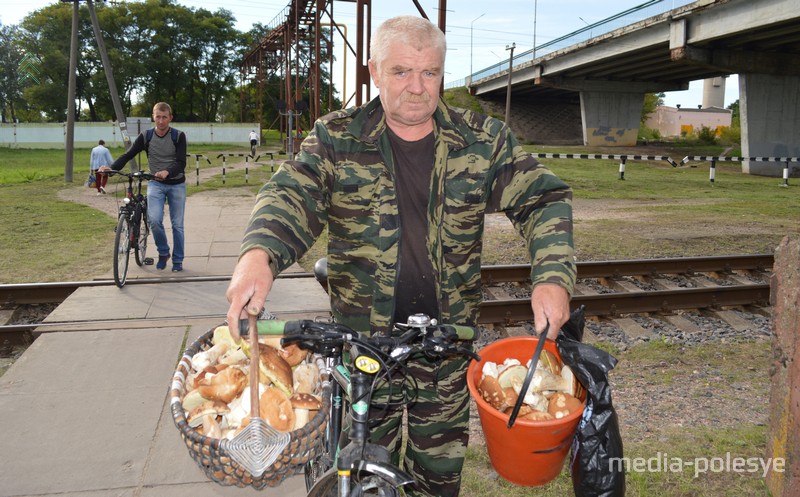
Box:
[696,125,717,144]
[638,125,662,141]
[718,125,741,146]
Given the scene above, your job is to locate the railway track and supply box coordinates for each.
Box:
[479,253,772,325]
[1,254,773,341]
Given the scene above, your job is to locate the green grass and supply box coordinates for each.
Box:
[0,177,116,282]
[463,425,771,496]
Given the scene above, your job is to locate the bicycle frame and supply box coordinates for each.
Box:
[307,355,415,497]
[111,171,154,287]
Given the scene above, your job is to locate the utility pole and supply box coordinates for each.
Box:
[279,110,303,158]
[64,0,79,183]
[470,13,485,85]
[85,0,137,170]
[505,43,515,125]
[63,0,137,181]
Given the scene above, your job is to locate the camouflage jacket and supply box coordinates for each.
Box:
[241,98,575,335]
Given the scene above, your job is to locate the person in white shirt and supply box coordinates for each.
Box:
[89,139,113,195]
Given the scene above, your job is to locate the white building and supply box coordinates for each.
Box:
[645,105,733,138]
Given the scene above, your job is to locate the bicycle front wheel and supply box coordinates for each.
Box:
[113,215,131,288]
[306,468,337,497]
[134,205,149,266]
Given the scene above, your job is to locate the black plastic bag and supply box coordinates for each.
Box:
[557,306,625,497]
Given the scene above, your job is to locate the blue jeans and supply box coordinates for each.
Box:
[147,181,186,263]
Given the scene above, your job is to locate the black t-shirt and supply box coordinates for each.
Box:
[387,128,439,325]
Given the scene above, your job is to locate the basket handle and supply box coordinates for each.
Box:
[248,314,260,419]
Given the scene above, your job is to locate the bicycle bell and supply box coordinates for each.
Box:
[407,313,436,328]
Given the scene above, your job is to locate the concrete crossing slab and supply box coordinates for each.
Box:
[0,327,185,495]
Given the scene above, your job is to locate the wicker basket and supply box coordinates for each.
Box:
[170,325,328,489]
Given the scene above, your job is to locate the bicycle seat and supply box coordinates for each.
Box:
[313,257,328,284]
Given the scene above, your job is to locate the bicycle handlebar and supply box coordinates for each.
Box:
[107,170,157,181]
[238,315,481,362]
[244,317,478,341]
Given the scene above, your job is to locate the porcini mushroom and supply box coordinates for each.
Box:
[530,368,573,394]
[290,392,321,430]
[547,392,583,419]
[497,364,527,390]
[280,343,308,367]
[187,400,230,429]
[197,366,247,403]
[258,344,294,396]
[293,362,320,395]
[181,388,207,412]
[537,350,561,375]
[259,386,295,432]
[479,375,507,411]
[522,410,555,422]
[202,414,222,438]
[191,341,230,371]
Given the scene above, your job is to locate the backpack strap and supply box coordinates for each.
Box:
[145,127,180,154]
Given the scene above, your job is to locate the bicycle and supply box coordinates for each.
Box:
[108,170,156,288]
[249,313,480,497]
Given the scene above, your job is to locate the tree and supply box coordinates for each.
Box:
[16,0,242,123]
[0,23,26,122]
[727,99,740,127]
[641,92,664,123]
[8,0,340,126]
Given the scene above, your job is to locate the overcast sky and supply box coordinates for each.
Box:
[3,0,739,110]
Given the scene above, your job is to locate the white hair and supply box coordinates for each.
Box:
[369,16,446,71]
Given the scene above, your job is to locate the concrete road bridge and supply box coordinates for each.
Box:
[461,0,799,176]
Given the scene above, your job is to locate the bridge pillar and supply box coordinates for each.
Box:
[741,74,800,177]
[580,91,643,147]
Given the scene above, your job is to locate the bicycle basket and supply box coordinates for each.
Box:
[170,324,329,489]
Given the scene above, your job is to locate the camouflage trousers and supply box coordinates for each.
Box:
[368,354,471,497]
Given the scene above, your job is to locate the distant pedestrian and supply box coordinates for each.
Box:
[249,130,258,156]
[90,139,113,195]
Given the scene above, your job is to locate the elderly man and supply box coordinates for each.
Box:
[226,16,575,496]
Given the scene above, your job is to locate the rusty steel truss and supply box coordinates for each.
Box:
[239,0,449,139]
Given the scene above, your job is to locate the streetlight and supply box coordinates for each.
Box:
[579,16,592,39]
[532,0,538,60]
[470,12,485,84]
[505,42,515,124]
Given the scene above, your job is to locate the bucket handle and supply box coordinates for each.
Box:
[507,322,549,428]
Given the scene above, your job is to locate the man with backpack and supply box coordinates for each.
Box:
[100,102,188,272]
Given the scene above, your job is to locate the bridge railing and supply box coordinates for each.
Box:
[446,0,695,89]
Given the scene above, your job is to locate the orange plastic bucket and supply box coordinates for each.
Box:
[467,336,585,486]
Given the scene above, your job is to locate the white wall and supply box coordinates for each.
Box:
[0,122,261,148]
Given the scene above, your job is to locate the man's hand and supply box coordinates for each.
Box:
[154,170,169,180]
[530,283,571,340]
[97,166,111,172]
[225,249,274,341]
